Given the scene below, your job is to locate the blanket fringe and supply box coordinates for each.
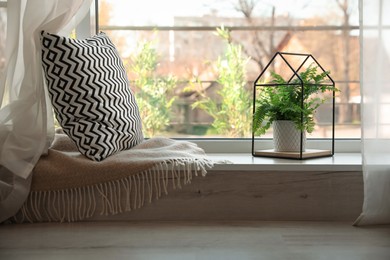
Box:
[11,158,214,223]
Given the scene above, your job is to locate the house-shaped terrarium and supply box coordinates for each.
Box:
[251,52,337,159]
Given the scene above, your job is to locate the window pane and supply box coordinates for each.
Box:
[98,0,360,138]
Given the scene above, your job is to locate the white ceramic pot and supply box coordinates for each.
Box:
[273,120,306,152]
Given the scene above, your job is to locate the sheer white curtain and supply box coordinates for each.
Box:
[355,0,390,225]
[0,0,92,222]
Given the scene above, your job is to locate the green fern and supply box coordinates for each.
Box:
[253,64,338,136]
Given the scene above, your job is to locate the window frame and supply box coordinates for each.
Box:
[80,1,362,154]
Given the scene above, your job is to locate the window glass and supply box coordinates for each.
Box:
[98,0,360,139]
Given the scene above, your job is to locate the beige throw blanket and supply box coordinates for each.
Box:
[12,134,216,223]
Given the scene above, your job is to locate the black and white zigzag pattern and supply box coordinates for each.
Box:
[41,31,143,161]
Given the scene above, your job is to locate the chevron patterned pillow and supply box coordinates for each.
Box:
[41,31,144,161]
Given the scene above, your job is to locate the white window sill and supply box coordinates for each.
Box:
[208,153,362,172]
[193,139,361,153]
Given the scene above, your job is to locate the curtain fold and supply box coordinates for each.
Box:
[0,0,92,223]
[355,0,390,225]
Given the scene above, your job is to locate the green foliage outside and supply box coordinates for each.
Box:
[253,65,338,136]
[130,40,176,137]
[190,27,252,137]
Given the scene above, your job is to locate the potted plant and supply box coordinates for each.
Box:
[252,64,338,152]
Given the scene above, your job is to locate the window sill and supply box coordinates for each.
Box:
[208,153,362,172]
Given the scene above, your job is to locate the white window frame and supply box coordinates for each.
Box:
[78,1,361,154]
